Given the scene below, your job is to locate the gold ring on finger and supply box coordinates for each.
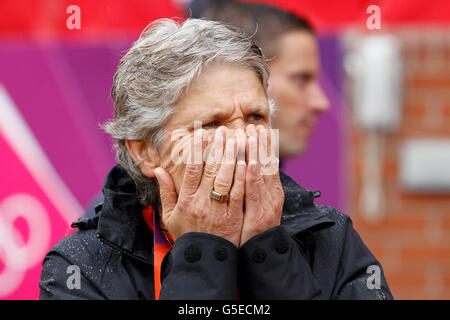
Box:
[210,190,230,203]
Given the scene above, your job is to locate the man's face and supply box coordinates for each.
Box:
[156,62,271,194]
[268,30,330,159]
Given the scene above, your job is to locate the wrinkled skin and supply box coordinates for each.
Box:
[126,62,284,247]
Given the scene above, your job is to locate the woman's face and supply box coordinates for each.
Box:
[154,62,271,194]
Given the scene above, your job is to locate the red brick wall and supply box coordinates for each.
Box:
[348,30,450,299]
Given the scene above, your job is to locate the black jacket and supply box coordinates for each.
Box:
[39,165,393,300]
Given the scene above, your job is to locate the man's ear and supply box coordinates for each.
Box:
[125,140,160,178]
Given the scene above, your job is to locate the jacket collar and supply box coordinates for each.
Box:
[97,165,154,263]
[97,165,335,262]
[279,171,335,235]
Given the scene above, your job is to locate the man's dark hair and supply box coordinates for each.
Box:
[189,0,314,59]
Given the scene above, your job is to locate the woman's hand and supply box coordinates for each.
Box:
[239,124,285,246]
[155,126,247,248]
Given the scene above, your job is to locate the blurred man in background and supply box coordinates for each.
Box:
[190,0,330,161]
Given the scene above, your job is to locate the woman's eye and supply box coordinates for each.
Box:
[249,114,263,122]
[203,120,220,128]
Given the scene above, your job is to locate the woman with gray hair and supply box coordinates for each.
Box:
[39,18,392,300]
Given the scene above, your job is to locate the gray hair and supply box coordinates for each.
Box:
[103,18,271,206]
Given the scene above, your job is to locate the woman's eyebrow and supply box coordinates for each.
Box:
[246,104,270,114]
[202,107,233,120]
[179,109,228,130]
[184,103,269,127]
